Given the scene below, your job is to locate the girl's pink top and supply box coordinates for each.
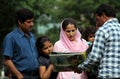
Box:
[53,19,88,79]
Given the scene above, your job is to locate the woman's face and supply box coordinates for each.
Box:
[41,41,53,55]
[64,24,77,41]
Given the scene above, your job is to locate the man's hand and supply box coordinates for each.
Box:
[74,65,83,73]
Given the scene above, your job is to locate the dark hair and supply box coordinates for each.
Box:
[83,26,96,41]
[36,36,51,52]
[94,4,116,17]
[62,18,77,30]
[15,8,34,25]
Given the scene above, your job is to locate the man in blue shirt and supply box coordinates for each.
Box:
[3,8,39,79]
[76,4,120,79]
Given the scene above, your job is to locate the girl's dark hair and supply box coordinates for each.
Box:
[36,36,51,51]
[62,18,77,30]
[15,8,34,25]
[94,4,116,17]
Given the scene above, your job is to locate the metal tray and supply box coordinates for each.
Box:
[49,52,86,71]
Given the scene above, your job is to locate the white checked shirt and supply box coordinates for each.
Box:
[78,18,120,78]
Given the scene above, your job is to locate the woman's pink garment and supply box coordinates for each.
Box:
[53,19,88,79]
[57,71,88,79]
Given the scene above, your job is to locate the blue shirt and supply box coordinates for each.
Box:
[3,27,39,72]
[78,18,120,78]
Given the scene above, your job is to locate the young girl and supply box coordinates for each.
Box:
[83,26,98,79]
[83,26,96,56]
[36,36,58,79]
[83,26,96,47]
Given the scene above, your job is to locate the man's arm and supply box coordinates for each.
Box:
[4,57,23,79]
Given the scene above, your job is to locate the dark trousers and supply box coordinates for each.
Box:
[12,75,39,79]
[12,71,40,79]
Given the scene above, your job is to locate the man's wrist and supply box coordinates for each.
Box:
[78,64,83,69]
[75,65,83,73]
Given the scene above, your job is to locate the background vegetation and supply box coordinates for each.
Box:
[1,0,120,71]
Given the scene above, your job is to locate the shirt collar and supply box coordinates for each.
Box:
[103,18,118,26]
[15,27,33,38]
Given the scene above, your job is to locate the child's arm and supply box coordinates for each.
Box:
[39,64,54,79]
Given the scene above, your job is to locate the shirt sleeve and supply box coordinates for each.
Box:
[3,35,14,58]
[79,29,105,70]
